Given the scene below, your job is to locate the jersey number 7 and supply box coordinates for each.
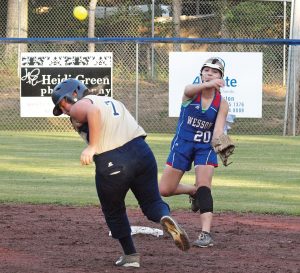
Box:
[105,101,120,116]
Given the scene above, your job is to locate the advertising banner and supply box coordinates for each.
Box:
[20,52,113,117]
[169,52,263,118]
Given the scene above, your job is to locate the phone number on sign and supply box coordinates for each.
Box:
[228,101,245,113]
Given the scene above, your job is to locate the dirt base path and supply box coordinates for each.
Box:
[0,204,299,273]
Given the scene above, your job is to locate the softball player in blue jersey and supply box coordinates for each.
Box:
[51,78,190,268]
[159,57,229,248]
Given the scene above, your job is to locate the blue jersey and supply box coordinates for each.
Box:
[175,91,221,148]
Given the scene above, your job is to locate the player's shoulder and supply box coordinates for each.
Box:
[85,94,113,102]
[85,94,101,99]
[219,96,229,112]
[220,96,229,106]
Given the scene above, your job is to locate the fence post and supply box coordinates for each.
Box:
[284,0,300,136]
[294,0,300,135]
[151,0,155,79]
[135,42,139,123]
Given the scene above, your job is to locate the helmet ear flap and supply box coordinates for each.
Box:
[72,91,78,102]
[65,91,78,104]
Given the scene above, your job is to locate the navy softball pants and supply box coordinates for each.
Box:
[93,136,170,239]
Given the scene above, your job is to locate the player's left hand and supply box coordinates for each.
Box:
[211,134,235,166]
[80,146,96,165]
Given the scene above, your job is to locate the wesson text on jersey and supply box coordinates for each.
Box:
[187,116,213,129]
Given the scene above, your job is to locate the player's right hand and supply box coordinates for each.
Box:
[205,79,225,91]
[80,146,96,165]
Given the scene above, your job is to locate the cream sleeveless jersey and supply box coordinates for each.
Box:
[83,95,146,154]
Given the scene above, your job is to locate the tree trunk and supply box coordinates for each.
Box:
[220,0,231,51]
[172,0,181,52]
[88,0,97,52]
[5,0,18,59]
[5,0,28,59]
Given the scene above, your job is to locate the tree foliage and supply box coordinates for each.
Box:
[224,1,284,38]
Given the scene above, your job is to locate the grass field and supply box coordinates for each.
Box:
[0,131,299,215]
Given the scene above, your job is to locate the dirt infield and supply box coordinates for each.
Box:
[0,204,299,273]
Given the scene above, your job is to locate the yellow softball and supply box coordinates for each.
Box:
[73,6,88,21]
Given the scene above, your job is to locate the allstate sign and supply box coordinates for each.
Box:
[169,52,263,118]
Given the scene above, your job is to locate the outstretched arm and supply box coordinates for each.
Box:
[183,79,225,102]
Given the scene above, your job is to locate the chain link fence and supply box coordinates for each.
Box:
[1,0,298,135]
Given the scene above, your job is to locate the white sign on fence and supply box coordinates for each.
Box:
[169,52,263,118]
[20,52,113,117]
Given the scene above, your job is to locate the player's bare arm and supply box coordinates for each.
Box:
[212,98,229,139]
[183,79,225,102]
[70,99,102,165]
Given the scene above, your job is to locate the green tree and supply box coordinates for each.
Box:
[224,1,281,38]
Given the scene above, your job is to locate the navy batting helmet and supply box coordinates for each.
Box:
[52,78,88,116]
[200,57,225,78]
